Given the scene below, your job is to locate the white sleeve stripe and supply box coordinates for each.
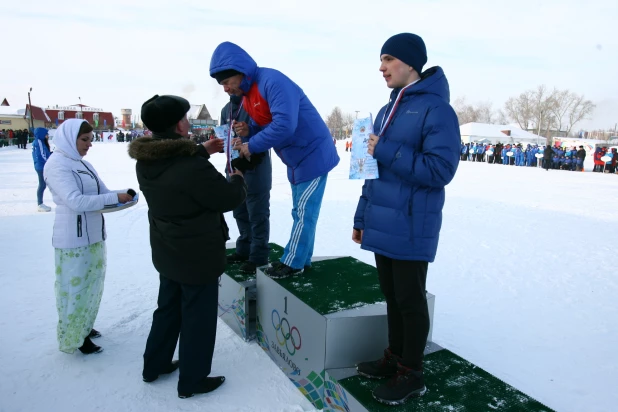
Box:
[38,140,48,161]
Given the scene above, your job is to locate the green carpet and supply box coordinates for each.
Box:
[337,349,554,411]
[225,243,285,282]
[272,257,384,315]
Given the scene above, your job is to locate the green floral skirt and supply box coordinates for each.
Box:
[54,241,106,353]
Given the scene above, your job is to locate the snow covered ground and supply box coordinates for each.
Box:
[1,142,617,412]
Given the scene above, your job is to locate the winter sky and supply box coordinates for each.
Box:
[3,0,617,129]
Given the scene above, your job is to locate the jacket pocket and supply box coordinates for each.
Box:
[77,215,83,237]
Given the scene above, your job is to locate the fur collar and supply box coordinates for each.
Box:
[128,137,200,161]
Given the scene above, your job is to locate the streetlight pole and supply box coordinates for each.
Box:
[355,110,360,119]
[27,87,34,132]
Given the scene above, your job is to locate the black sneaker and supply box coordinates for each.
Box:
[143,360,180,383]
[226,253,248,264]
[239,261,257,274]
[372,363,426,406]
[264,263,303,279]
[178,376,226,399]
[357,348,399,379]
[78,337,103,355]
[88,329,101,339]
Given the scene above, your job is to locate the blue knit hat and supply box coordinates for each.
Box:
[381,33,427,75]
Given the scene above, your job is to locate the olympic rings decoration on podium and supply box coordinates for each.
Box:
[272,309,302,355]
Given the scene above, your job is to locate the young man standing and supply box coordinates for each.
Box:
[353,33,460,406]
[220,95,273,274]
[210,42,340,279]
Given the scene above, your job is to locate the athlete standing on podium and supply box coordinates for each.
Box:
[353,33,460,406]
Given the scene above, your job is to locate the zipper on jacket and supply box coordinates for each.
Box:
[77,215,83,237]
[80,161,100,194]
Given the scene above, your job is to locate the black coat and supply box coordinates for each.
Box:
[576,149,587,160]
[129,136,246,285]
[543,146,554,160]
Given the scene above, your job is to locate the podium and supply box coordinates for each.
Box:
[322,344,554,411]
[219,244,553,411]
[254,254,434,410]
[218,243,284,341]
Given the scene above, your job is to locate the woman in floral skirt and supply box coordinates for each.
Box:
[44,119,135,354]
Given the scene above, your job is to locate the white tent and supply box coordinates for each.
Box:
[460,122,546,145]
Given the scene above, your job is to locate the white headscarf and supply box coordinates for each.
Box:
[53,119,88,160]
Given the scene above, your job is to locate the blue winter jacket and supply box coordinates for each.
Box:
[209,42,339,184]
[354,67,460,262]
[32,128,51,171]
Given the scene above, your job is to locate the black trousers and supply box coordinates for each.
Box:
[375,254,429,371]
[143,275,219,393]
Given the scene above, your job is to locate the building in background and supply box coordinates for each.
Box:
[120,109,132,128]
[45,104,115,130]
[188,104,217,134]
[0,105,50,130]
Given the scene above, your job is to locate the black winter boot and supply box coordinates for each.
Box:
[88,329,101,339]
[264,263,303,279]
[226,253,248,264]
[178,376,226,399]
[356,348,399,379]
[143,360,180,383]
[78,337,103,354]
[372,363,426,406]
[239,261,257,274]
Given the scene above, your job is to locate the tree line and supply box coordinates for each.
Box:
[324,85,599,139]
[453,85,595,138]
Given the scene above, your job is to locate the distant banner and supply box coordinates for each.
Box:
[349,116,379,180]
[102,132,116,142]
[0,120,11,125]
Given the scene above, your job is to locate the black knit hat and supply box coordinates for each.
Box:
[141,95,190,133]
[213,69,243,84]
[381,33,427,75]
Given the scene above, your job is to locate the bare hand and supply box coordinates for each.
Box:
[230,168,244,178]
[352,228,364,244]
[231,137,242,149]
[239,143,252,159]
[232,121,249,138]
[203,138,224,154]
[367,134,380,156]
[118,193,133,203]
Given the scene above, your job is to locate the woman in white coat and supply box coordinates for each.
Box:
[44,119,135,354]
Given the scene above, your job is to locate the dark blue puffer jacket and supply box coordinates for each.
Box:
[32,127,51,171]
[354,67,460,262]
[209,42,339,184]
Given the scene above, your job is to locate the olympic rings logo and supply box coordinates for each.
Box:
[272,309,302,356]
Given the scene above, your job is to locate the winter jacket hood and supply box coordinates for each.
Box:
[209,41,257,94]
[209,41,339,184]
[54,119,87,160]
[34,127,48,141]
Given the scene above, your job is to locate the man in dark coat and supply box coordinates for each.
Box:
[576,145,587,171]
[353,33,460,406]
[543,145,554,171]
[128,94,246,399]
[220,95,272,274]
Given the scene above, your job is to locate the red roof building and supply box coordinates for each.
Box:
[25,104,52,127]
[45,104,115,130]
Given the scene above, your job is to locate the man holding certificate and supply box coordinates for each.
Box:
[353,33,460,406]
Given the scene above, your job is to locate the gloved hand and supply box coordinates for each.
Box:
[231,152,265,172]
